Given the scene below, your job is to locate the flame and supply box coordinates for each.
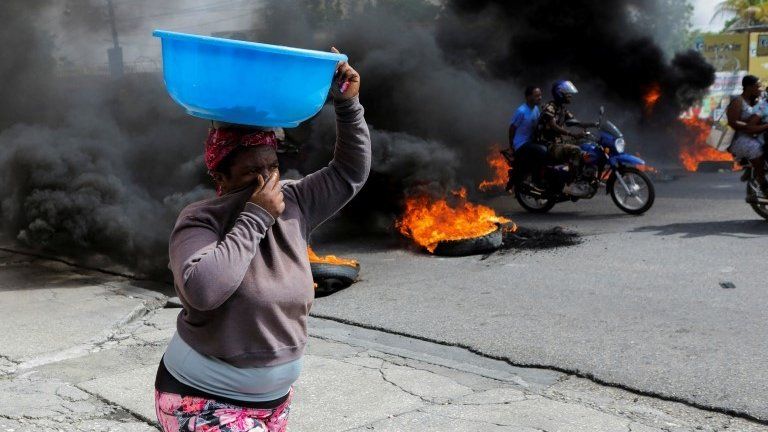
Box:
[643,83,661,115]
[678,116,734,171]
[478,143,509,191]
[307,246,359,267]
[396,187,513,253]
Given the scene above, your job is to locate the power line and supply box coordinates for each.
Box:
[163,10,261,31]
[106,0,124,77]
[107,0,120,48]
[57,8,260,54]
[40,0,257,33]
[116,0,259,22]
[52,1,262,49]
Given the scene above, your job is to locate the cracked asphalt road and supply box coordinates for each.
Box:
[310,171,768,422]
[2,250,767,430]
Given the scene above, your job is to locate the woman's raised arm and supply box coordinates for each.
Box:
[169,202,275,311]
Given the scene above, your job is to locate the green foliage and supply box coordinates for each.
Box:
[723,16,741,30]
[715,0,768,29]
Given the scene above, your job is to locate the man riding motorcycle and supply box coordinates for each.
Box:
[506,86,546,191]
[535,80,590,197]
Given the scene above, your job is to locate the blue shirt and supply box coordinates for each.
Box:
[509,103,541,150]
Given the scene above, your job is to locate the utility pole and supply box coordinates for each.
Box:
[106,0,124,78]
[107,0,120,49]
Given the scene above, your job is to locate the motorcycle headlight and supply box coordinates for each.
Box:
[614,138,626,153]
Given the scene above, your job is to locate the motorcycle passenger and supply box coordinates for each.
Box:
[507,86,546,190]
[536,80,589,197]
[727,74,768,198]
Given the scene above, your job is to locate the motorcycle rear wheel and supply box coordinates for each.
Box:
[747,183,768,220]
[608,167,655,215]
[515,175,556,213]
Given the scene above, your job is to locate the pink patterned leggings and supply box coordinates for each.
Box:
[154,388,292,432]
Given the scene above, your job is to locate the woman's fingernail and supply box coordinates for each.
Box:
[340,81,350,93]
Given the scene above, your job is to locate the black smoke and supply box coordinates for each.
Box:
[256,0,714,224]
[441,1,714,123]
[0,2,210,276]
[0,0,715,274]
[256,1,516,225]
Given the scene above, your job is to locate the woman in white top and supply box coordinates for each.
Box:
[727,74,768,197]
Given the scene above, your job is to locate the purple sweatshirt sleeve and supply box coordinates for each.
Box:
[287,96,372,232]
[169,202,275,311]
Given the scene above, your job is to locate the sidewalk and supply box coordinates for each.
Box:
[0,249,765,431]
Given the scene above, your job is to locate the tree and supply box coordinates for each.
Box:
[714,0,768,29]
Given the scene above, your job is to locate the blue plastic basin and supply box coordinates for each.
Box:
[153,30,347,127]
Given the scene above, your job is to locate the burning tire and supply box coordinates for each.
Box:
[432,225,503,256]
[311,262,360,295]
[396,188,511,256]
[307,247,360,295]
[608,167,655,215]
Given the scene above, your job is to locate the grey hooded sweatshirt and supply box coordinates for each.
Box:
[169,96,370,368]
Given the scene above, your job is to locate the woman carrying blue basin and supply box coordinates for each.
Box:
[154,48,369,432]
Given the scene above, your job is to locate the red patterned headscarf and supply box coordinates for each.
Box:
[204,128,278,172]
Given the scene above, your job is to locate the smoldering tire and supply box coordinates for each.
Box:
[431,226,503,256]
[312,262,361,297]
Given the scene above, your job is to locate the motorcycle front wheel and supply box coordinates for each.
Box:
[608,167,655,215]
[515,175,556,213]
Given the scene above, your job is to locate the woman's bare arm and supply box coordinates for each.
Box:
[727,97,768,134]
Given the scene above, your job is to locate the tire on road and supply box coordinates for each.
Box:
[311,262,360,296]
[432,225,503,256]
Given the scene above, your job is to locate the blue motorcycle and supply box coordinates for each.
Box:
[513,107,655,215]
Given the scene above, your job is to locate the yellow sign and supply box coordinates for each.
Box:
[756,33,768,56]
[749,32,768,81]
[693,33,749,72]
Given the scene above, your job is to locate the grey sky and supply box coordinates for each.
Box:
[693,0,726,32]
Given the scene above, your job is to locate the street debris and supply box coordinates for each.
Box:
[500,226,582,250]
